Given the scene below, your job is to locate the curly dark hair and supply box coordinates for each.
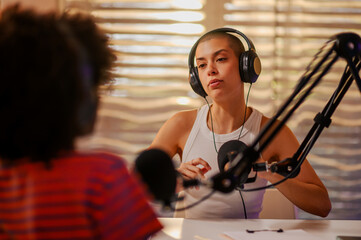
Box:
[0,5,115,163]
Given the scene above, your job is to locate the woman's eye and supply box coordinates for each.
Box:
[217,57,227,62]
[198,63,206,69]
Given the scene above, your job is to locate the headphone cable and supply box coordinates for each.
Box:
[206,83,252,154]
[239,190,248,219]
[205,83,252,219]
[238,83,252,140]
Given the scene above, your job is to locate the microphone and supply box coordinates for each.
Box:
[214,140,301,193]
[216,140,256,190]
[134,148,208,211]
[134,147,300,209]
[217,140,247,172]
[134,148,177,207]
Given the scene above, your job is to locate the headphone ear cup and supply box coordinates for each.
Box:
[239,50,262,84]
[189,67,208,98]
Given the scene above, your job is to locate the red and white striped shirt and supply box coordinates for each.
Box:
[0,152,162,239]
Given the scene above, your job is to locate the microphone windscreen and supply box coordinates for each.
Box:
[134,148,177,205]
[217,140,247,172]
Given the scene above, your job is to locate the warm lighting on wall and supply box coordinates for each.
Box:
[149,23,204,34]
[164,11,204,22]
[176,97,191,105]
[92,10,204,22]
[171,0,203,10]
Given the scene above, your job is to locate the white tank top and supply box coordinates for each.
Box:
[182,104,267,219]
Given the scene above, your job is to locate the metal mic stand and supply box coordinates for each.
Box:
[211,32,361,193]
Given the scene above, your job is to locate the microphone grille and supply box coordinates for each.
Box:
[134,148,177,204]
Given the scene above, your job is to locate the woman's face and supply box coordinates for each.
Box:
[195,36,243,101]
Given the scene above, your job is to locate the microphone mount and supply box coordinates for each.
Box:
[208,32,361,193]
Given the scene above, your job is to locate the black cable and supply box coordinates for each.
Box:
[205,83,252,154]
[238,190,248,219]
[204,97,218,154]
[175,82,251,214]
[238,83,252,141]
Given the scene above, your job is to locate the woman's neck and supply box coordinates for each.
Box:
[207,101,250,134]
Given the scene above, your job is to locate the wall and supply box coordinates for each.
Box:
[1,0,59,12]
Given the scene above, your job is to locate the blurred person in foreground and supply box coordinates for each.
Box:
[0,5,162,239]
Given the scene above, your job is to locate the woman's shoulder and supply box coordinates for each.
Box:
[169,108,199,128]
[174,108,198,119]
[150,107,200,156]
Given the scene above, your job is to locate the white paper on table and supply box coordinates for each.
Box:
[223,229,319,240]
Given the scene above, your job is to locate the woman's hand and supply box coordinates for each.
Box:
[177,158,211,180]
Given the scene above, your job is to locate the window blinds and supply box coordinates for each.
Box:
[65,0,361,220]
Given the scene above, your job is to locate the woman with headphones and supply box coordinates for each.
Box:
[150,28,331,219]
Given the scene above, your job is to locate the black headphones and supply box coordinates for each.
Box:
[188,27,261,98]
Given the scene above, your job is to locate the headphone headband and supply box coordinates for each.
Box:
[188,27,256,69]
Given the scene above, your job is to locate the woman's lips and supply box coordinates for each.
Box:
[208,79,222,88]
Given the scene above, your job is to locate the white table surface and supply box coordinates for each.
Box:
[151,217,361,240]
